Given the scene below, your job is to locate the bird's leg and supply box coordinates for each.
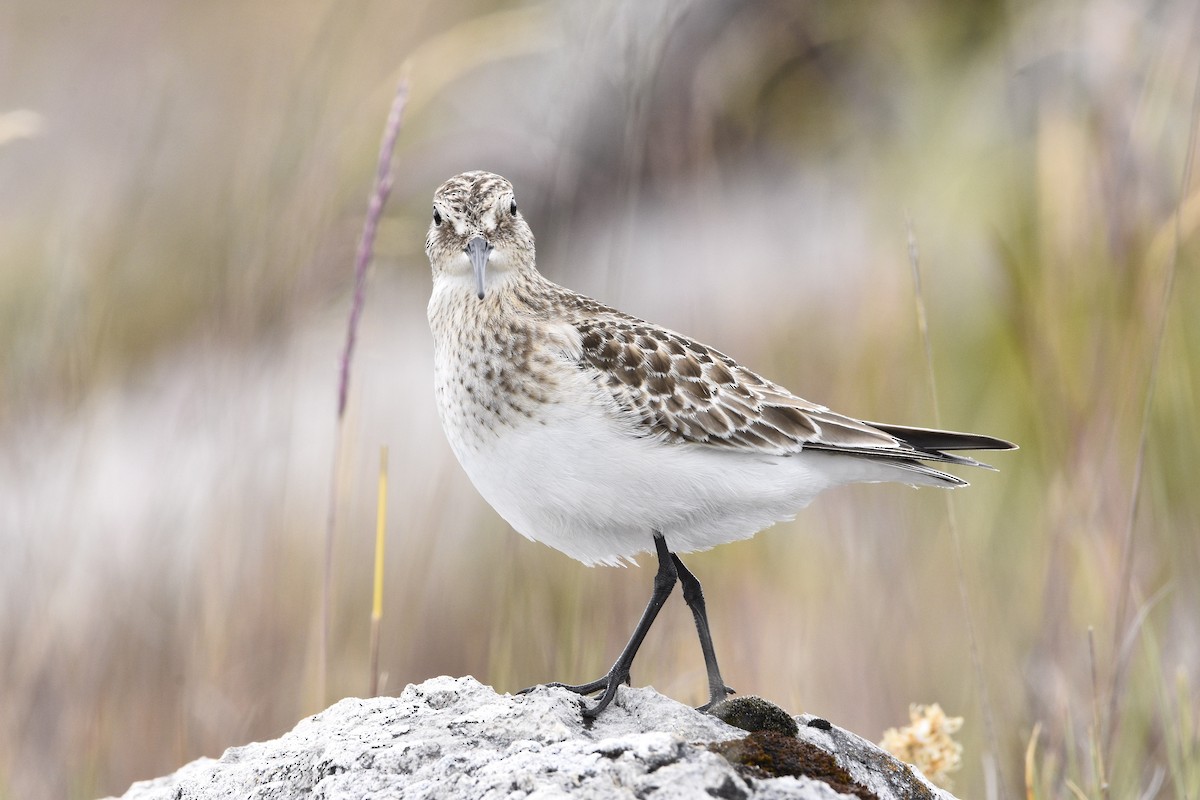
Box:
[671,554,735,711]
[523,533,677,718]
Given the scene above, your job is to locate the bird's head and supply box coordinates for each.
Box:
[426,171,536,299]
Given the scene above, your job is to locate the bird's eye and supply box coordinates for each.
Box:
[432,208,443,226]
[509,198,518,216]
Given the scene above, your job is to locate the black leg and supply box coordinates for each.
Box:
[522,533,678,718]
[672,554,734,711]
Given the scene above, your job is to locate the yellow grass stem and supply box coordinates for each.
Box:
[1025,722,1042,800]
[369,446,389,697]
[374,447,389,621]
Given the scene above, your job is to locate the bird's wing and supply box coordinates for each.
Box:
[562,296,1012,469]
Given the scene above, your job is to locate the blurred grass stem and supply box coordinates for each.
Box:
[1103,58,1200,766]
[321,79,409,704]
[905,213,1008,799]
[1088,626,1109,799]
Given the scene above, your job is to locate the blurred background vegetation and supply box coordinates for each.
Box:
[2,1,1198,797]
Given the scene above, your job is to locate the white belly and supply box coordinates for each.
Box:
[437,369,870,566]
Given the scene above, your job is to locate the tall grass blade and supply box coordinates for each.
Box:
[321,79,410,705]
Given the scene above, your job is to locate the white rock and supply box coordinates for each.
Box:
[109,676,956,800]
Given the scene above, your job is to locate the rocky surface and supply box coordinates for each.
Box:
[111,676,956,800]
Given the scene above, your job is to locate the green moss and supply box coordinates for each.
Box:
[710,731,882,800]
[707,696,800,737]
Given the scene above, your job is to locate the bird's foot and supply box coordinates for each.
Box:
[518,669,631,718]
[696,683,736,713]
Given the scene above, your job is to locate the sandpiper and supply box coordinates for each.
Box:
[425,170,1014,717]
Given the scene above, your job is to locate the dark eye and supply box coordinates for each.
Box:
[432,208,442,226]
[509,198,518,215]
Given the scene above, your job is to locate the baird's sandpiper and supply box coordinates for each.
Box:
[425,170,1015,717]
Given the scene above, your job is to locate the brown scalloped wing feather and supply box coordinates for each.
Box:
[565,297,910,457]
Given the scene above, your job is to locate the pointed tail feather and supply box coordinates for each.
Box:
[865,422,1018,453]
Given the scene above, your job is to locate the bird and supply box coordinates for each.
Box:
[425,170,1015,718]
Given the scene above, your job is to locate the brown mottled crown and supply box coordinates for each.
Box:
[426,171,536,277]
[433,171,513,218]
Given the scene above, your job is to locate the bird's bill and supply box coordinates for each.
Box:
[466,236,491,299]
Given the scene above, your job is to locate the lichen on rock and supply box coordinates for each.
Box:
[109,676,958,800]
